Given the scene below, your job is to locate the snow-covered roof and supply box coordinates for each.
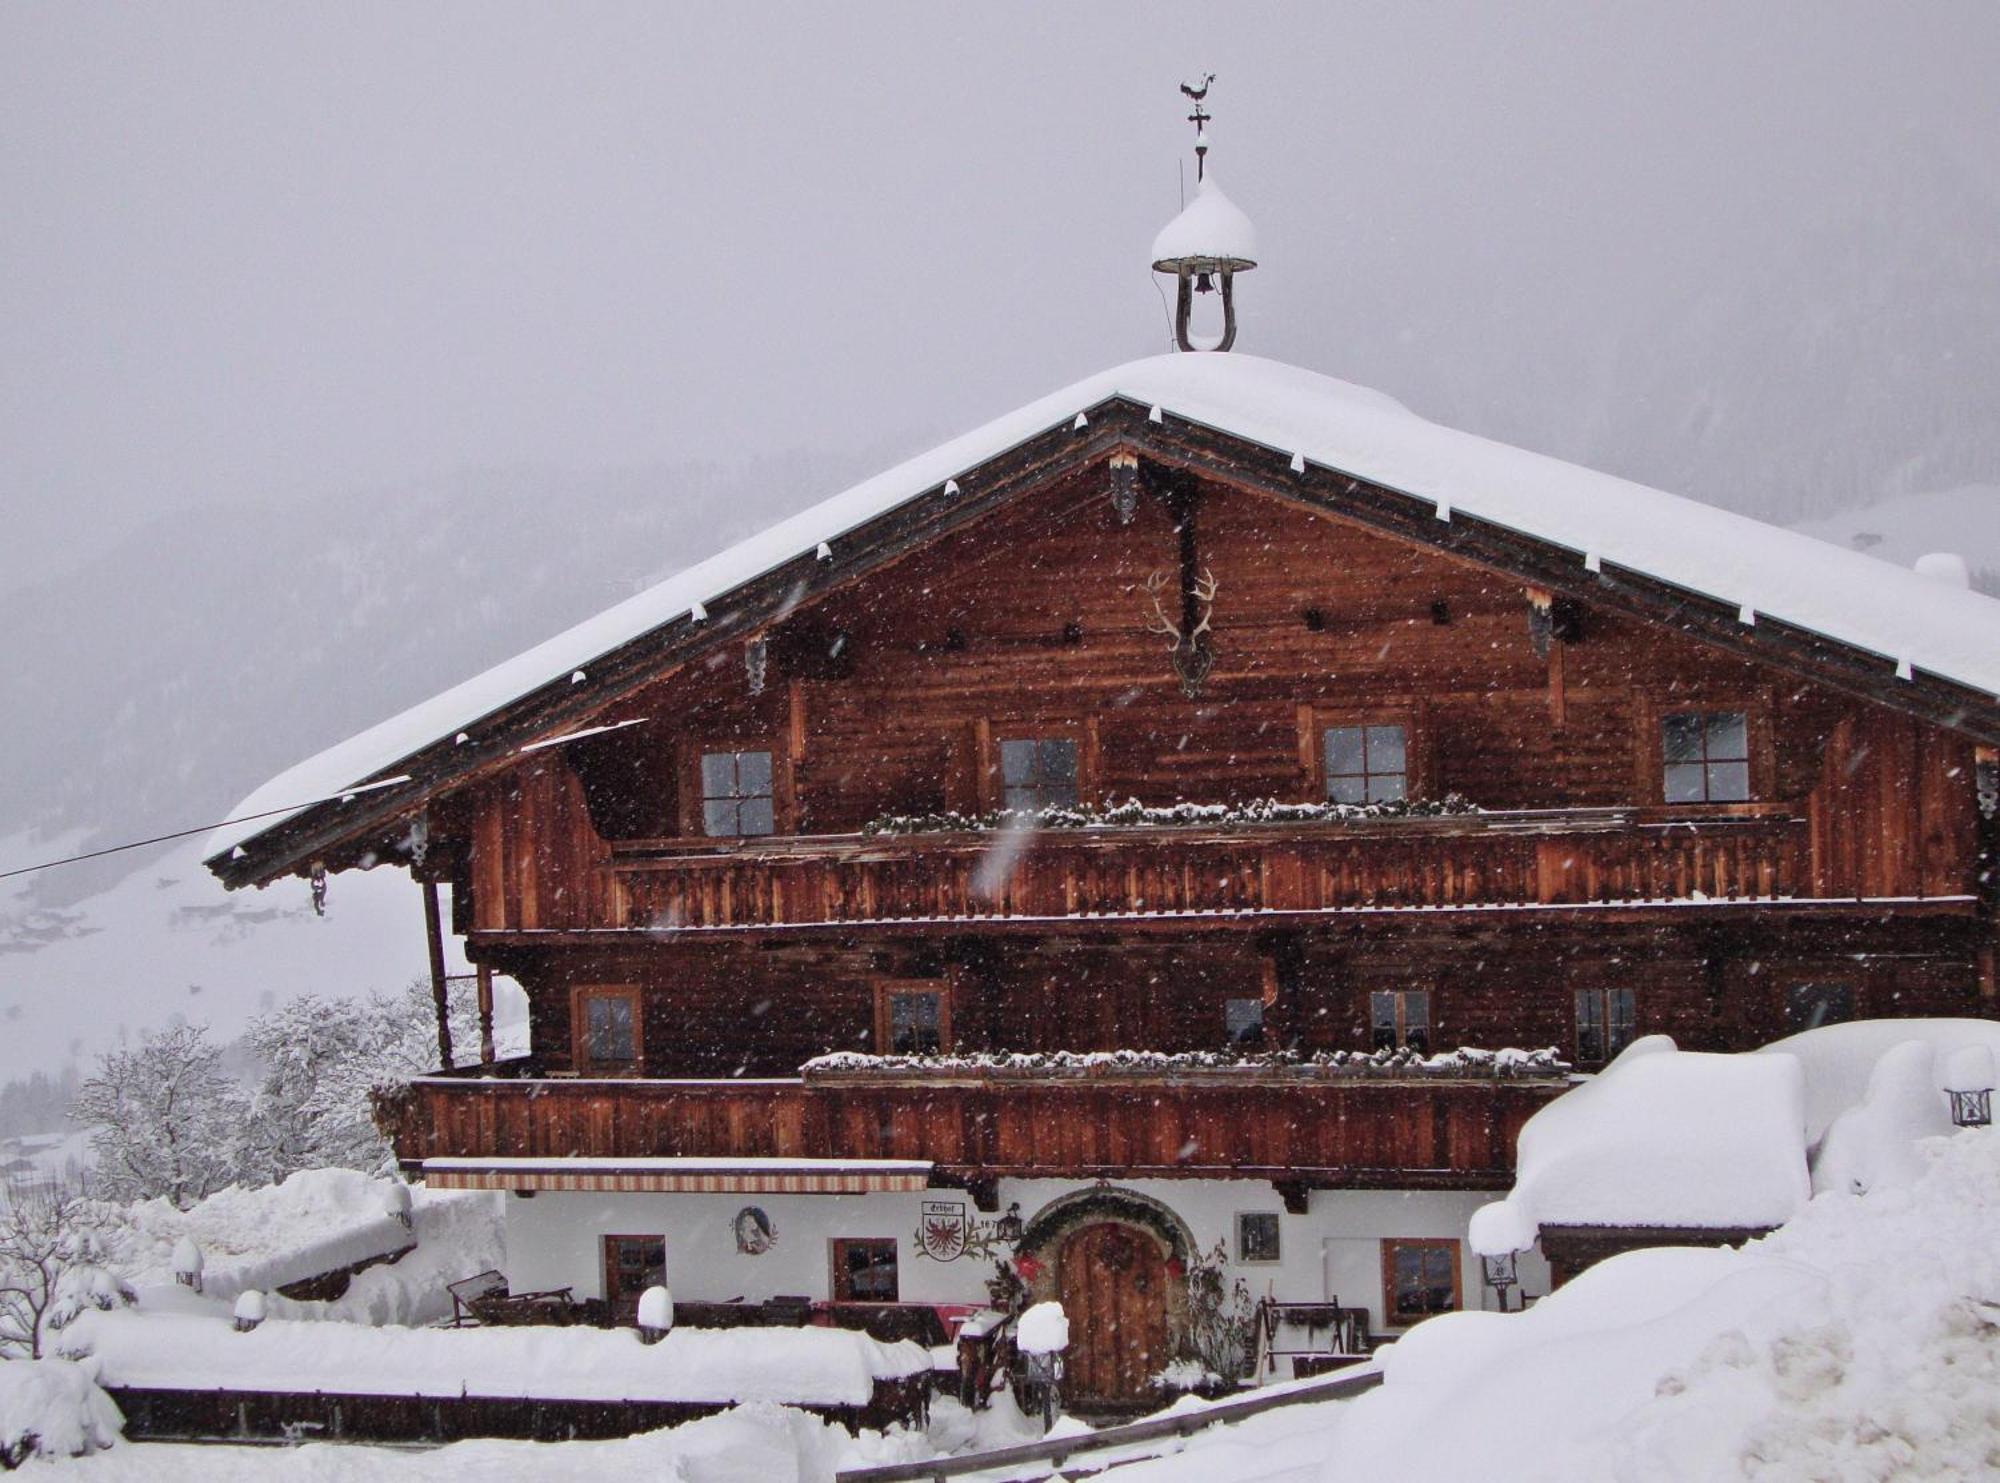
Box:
[208,351,2000,868]
[1484,1036,1811,1233]
[1150,174,1258,270]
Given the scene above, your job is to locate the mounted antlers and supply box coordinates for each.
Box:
[1143,568,1220,697]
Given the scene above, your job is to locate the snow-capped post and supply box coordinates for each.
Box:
[1943,1045,1995,1128]
[233,1290,266,1333]
[1016,1299,1069,1430]
[636,1284,674,1345]
[1469,1201,1535,1313]
[381,1181,414,1231]
[172,1237,204,1293]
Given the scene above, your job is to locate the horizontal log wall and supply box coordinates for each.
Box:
[390,1074,1561,1187]
[458,468,1978,936]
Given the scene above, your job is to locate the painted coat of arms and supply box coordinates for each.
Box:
[917,1200,969,1262]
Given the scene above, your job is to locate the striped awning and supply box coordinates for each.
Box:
[421,1156,934,1195]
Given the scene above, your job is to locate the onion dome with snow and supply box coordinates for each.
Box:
[1149,173,1258,279]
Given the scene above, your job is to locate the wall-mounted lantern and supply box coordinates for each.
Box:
[1945,1045,1996,1128]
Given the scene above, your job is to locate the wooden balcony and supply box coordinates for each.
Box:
[596,806,1817,934]
[381,1061,1572,1190]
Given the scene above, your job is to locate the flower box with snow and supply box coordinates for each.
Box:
[802,1045,1572,1084]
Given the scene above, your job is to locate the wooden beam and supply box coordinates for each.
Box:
[423,881,455,1070]
[1273,1180,1312,1216]
[476,963,496,1065]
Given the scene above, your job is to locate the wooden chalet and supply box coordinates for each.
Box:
[206,143,2000,1406]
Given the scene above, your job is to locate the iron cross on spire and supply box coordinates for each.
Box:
[1181,74,1214,181]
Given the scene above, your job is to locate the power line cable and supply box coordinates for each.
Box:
[0,778,411,884]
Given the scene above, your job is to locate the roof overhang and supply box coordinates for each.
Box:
[209,389,2000,892]
[421,1156,935,1195]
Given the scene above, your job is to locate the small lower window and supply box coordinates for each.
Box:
[603,1235,665,1320]
[831,1238,899,1302]
[577,987,641,1070]
[1224,997,1266,1048]
[1784,982,1854,1035]
[1575,987,1637,1065]
[1382,1238,1459,1325]
[1236,1212,1282,1264]
[1370,990,1431,1053]
[875,984,948,1055]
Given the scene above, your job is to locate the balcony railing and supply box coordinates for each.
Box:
[382,1060,1571,1188]
[595,806,1812,933]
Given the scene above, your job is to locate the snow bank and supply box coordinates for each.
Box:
[71,1309,929,1407]
[111,1168,503,1325]
[209,354,2000,864]
[0,1359,122,1462]
[54,1400,928,1482]
[1759,1016,2000,1142]
[1490,1036,1809,1233]
[1324,1124,2000,1481]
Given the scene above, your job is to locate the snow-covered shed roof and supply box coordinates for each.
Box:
[1477,1036,1811,1237]
[206,351,2000,880]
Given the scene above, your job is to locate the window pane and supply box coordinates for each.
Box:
[701,751,736,796]
[1706,712,1749,761]
[1366,772,1407,804]
[1325,726,1366,777]
[1224,998,1265,1046]
[1000,739,1038,785]
[1003,785,1038,812]
[1328,773,1368,805]
[1706,761,1750,802]
[1366,726,1407,774]
[1785,983,1854,1034]
[840,1241,898,1302]
[737,749,773,795]
[1575,990,1605,1064]
[736,796,775,837]
[1238,1213,1281,1263]
[1405,991,1430,1037]
[1661,714,1705,765]
[703,798,740,837]
[1038,739,1078,784]
[1663,762,1707,803]
[1609,988,1637,1054]
[890,993,941,1054]
[586,995,636,1063]
[1370,991,1397,1051]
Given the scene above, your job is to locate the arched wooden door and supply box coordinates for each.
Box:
[1055,1220,1171,1406]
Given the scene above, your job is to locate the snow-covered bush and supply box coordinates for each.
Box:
[1016,1302,1069,1356]
[0,1176,133,1360]
[72,1023,247,1208]
[0,1359,122,1465]
[239,978,478,1182]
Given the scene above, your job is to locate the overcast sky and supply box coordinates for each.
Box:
[5,3,1998,582]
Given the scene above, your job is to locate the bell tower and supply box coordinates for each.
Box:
[1150,76,1259,352]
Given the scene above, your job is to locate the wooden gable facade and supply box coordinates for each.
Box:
[214,394,2000,1191]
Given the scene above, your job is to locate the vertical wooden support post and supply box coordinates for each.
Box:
[476,963,496,1064]
[423,880,455,1070]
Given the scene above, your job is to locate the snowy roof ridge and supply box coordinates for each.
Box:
[205,352,2000,867]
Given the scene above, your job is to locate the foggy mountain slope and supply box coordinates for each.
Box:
[0,448,894,909]
[1790,485,2000,592]
[1287,137,2000,530]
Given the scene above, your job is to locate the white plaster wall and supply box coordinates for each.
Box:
[503,1177,1547,1339]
